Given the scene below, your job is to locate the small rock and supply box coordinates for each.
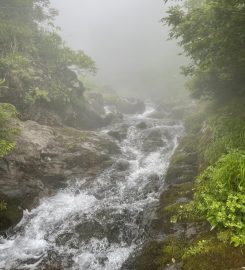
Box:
[148,173,160,182]
[136,121,147,129]
[108,130,122,141]
[115,159,130,171]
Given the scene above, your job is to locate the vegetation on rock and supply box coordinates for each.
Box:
[132,1,245,269]
[0,0,98,137]
[0,103,18,157]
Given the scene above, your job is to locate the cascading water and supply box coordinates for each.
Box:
[0,104,183,270]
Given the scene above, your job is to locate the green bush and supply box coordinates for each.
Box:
[0,200,7,211]
[183,240,212,259]
[0,103,19,157]
[193,150,245,246]
[201,115,245,164]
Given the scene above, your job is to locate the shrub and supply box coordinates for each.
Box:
[201,115,245,164]
[0,103,19,157]
[0,200,7,211]
[193,150,245,246]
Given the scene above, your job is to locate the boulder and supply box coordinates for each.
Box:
[104,112,123,125]
[107,130,122,141]
[85,91,105,115]
[116,98,145,114]
[105,95,145,115]
[75,220,105,241]
[115,159,130,171]
[142,129,165,152]
[136,121,147,129]
[0,120,120,230]
[107,125,128,141]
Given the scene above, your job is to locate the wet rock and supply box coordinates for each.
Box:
[136,121,147,129]
[122,241,165,270]
[142,129,165,152]
[164,263,182,270]
[107,125,128,141]
[143,173,160,194]
[104,112,123,125]
[147,104,168,119]
[148,173,160,182]
[56,232,74,246]
[41,175,67,189]
[165,150,198,186]
[125,132,199,269]
[85,91,105,115]
[107,130,122,141]
[75,220,104,241]
[115,159,130,171]
[63,102,106,130]
[0,120,119,229]
[117,98,145,114]
[105,96,145,114]
[148,111,167,119]
[185,224,198,239]
[27,106,63,127]
[27,98,107,132]
[162,129,172,140]
[0,192,23,231]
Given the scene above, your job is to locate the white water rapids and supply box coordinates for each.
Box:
[0,104,183,270]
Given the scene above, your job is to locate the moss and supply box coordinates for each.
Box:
[165,145,198,186]
[151,182,195,235]
[163,236,186,262]
[170,152,188,166]
[133,241,165,270]
[182,240,245,270]
[0,198,23,231]
[133,101,245,269]
[158,183,194,217]
[134,238,186,270]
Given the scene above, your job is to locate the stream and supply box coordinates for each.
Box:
[0,104,183,270]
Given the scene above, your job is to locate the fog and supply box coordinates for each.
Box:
[51,0,186,100]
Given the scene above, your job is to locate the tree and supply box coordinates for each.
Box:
[0,0,96,113]
[163,0,245,100]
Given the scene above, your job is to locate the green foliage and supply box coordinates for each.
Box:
[162,237,185,263]
[164,0,245,99]
[202,116,245,164]
[0,200,7,211]
[183,240,211,259]
[197,100,245,165]
[0,103,19,157]
[0,0,96,116]
[193,150,245,246]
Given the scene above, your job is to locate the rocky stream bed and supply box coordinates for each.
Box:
[0,103,186,270]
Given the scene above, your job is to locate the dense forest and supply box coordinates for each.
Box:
[0,0,245,269]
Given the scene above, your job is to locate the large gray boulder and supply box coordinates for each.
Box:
[0,120,120,230]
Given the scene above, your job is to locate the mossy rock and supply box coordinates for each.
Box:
[0,195,23,231]
[158,183,194,216]
[151,183,194,234]
[133,237,186,270]
[133,241,166,270]
[182,241,245,270]
[165,143,198,186]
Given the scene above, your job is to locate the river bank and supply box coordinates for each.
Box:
[125,100,245,270]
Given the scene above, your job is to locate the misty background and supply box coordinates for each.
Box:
[51,0,187,101]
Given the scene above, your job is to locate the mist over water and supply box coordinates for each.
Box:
[51,0,186,100]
